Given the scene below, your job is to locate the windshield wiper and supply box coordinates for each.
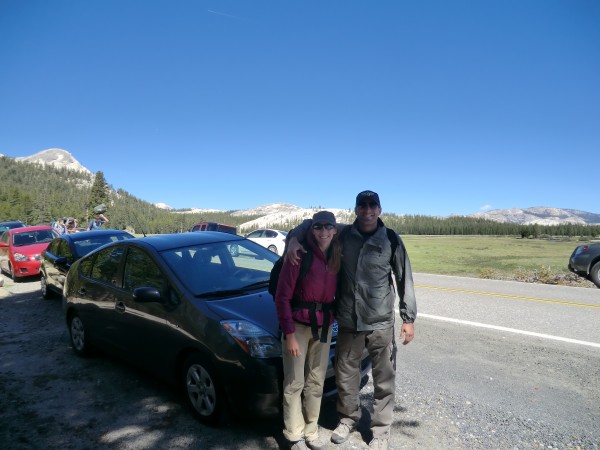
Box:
[195,289,247,298]
[241,280,270,290]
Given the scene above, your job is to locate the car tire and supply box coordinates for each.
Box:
[40,275,56,299]
[68,313,91,357]
[267,245,278,255]
[9,264,19,282]
[182,353,226,426]
[590,261,600,288]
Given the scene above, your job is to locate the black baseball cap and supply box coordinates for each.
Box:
[355,190,381,208]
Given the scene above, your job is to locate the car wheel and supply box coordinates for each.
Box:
[229,244,239,257]
[182,353,226,426]
[9,264,19,282]
[40,275,56,299]
[267,245,278,255]
[68,313,91,357]
[590,261,600,288]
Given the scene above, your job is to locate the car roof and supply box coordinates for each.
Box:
[126,231,243,252]
[60,229,134,242]
[0,221,24,226]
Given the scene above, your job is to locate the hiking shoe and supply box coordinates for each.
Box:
[368,438,389,450]
[289,439,309,450]
[330,422,354,444]
[306,436,328,450]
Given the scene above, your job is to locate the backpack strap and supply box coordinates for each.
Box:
[290,298,333,343]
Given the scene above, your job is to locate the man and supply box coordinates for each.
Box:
[87,213,109,231]
[286,190,417,450]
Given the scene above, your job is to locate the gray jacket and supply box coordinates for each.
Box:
[292,218,417,332]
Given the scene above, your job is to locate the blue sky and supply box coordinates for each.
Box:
[1,0,598,216]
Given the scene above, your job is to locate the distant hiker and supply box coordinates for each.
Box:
[65,217,78,233]
[88,213,109,231]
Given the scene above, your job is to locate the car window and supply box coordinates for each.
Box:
[123,247,164,293]
[162,241,278,296]
[57,240,73,261]
[246,230,263,238]
[90,246,124,284]
[265,230,277,238]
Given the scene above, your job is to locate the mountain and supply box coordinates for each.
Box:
[15,148,92,175]
[470,207,600,225]
[7,149,599,227]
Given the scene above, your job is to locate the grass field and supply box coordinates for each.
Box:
[402,235,597,287]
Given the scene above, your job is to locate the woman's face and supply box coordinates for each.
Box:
[311,222,337,248]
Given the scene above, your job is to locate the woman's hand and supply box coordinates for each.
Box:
[285,333,301,357]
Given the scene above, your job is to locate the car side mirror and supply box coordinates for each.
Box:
[0,242,7,248]
[133,286,163,303]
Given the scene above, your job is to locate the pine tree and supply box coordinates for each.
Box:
[88,171,110,218]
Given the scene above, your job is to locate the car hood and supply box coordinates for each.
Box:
[12,242,50,255]
[204,291,279,336]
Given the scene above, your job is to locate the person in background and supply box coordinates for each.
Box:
[275,211,342,450]
[285,191,417,450]
[65,217,78,233]
[87,213,109,231]
[53,218,67,235]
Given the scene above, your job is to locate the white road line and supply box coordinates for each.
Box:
[415,313,600,349]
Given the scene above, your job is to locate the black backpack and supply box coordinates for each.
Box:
[268,248,312,297]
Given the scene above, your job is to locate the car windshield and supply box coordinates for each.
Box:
[12,229,56,246]
[72,233,134,259]
[161,239,279,297]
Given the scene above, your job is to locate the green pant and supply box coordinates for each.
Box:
[335,328,396,438]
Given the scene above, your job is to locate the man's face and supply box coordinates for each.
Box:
[355,200,381,229]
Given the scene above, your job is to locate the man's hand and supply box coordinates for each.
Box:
[400,322,415,345]
[284,237,306,266]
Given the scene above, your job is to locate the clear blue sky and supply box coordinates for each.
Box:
[1,0,598,216]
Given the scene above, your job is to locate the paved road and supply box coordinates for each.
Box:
[0,273,598,449]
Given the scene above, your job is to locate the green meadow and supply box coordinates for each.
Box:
[402,235,596,287]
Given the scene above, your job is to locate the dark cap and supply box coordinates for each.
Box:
[355,190,381,207]
[312,210,336,225]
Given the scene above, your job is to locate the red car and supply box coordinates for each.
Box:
[0,225,58,280]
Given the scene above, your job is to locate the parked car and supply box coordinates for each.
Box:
[0,225,58,280]
[40,229,135,299]
[0,220,25,231]
[62,232,370,424]
[190,222,237,235]
[245,228,288,255]
[568,242,600,288]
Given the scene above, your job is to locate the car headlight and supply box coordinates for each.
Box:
[221,320,282,358]
[13,253,29,262]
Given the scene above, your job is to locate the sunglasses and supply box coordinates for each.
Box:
[312,223,335,230]
[358,201,379,209]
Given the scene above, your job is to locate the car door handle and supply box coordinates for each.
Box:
[115,302,126,313]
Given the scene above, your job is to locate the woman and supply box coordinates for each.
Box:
[275,210,342,450]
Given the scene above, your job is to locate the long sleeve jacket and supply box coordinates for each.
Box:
[274,236,337,336]
[336,219,417,332]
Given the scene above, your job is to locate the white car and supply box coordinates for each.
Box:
[245,229,287,255]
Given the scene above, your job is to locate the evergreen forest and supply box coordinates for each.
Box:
[1,156,598,238]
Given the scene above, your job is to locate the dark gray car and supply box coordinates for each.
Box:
[62,232,371,425]
[568,242,600,288]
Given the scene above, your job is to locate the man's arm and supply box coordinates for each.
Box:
[391,234,417,344]
[284,219,312,265]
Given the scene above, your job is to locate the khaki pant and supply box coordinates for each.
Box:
[335,328,396,438]
[282,322,332,442]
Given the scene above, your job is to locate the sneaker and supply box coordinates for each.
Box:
[306,436,328,450]
[368,438,389,450]
[330,422,354,444]
[289,439,309,450]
